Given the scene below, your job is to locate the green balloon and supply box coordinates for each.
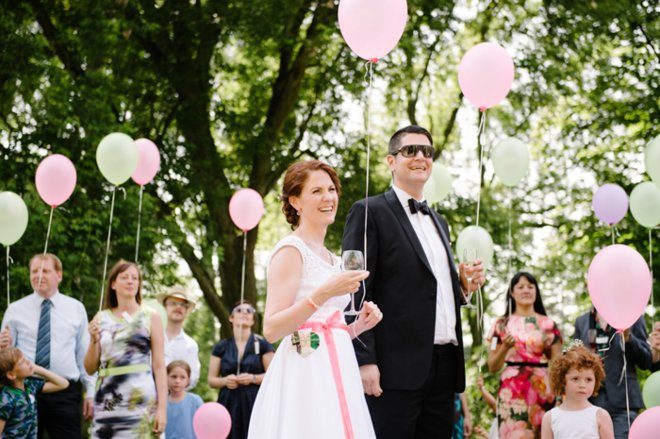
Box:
[96,132,139,185]
[643,371,660,408]
[424,163,453,203]
[645,135,660,188]
[456,225,494,269]
[0,192,29,246]
[491,137,530,187]
[629,182,660,228]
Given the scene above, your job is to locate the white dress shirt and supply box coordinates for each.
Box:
[164,329,201,388]
[1,291,96,396]
[392,184,457,345]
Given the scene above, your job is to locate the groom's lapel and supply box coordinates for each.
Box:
[384,190,434,276]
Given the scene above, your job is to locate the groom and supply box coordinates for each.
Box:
[342,125,484,438]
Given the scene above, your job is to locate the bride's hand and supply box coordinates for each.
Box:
[350,301,382,337]
[317,270,369,300]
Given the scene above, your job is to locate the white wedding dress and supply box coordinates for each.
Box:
[248,235,376,439]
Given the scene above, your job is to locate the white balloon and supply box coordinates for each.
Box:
[96,132,139,185]
[456,225,494,269]
[645,135,660,188]
[491,137,530,187]
[424,163,453,203]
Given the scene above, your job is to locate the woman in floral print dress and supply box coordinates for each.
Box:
[487,272,563,439]
[85,260,168,438]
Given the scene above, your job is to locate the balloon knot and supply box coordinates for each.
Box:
[479,107,487,112]
[616,329,624,334]
[370,58,378,63]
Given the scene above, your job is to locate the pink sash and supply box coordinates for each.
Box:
[299,311,354,439]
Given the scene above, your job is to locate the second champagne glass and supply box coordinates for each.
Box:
[341,250,364,316]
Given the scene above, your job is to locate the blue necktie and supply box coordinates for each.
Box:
[35,299,51,369]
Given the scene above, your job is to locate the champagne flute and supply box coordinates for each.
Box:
[462,248,477,309]
[342,250,364,316]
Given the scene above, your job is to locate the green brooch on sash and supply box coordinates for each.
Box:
[291,329,320,357]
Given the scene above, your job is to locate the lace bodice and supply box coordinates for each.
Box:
[269,235,349,322]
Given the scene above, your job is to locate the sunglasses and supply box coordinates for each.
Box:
[233,306,256,315]
[392,144,434,159]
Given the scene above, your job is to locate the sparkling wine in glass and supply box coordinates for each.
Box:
[462,248,477,309]
[342,250,364,316]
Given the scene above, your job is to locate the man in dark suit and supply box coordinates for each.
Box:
[574,309,653,439]
[342,125,484,438]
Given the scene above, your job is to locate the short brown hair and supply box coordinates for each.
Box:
[29,253,62,273]
[280,160,341,229]
[105,260,142,309]
[0,347,23,386]
[548,345,605,396]
[167,360,191,377]
[388,125,433,155]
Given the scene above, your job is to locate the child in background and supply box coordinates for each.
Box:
[0,347,69,438]
[166,360,204,439]
[541,342,614,439]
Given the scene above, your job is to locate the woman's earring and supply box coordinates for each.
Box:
[297,209,302,216]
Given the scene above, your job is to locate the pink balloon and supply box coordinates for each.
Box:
[338,0,408,61]
[193,402,231,439]
[229,189,265,232]
[587,244,651,330]
[131,138,160,186]
[458,42,515,110]
[35,154,77,207]
[630,406,660,439]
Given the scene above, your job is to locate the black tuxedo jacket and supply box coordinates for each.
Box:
[342,189,466,392]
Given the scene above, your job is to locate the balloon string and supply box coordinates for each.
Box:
[650,228,654,308]
[362,60,374,295]
[237,231,247,375]
[37,206,55,289]
[99,187,117,312]
[611,226,615,245]
[135,186,144,263]
[6,246,10,305]
[619,333,631,432]
[507,197,513,318]
[475,110,487,228]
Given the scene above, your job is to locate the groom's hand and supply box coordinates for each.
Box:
[360,364,382,397]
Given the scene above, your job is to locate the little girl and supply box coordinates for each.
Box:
[541,342,614,439]
[0,347,69,438]
[166,360,204,439]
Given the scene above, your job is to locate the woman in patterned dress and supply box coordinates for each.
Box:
[85,260,168,438]
[487,272,563,439]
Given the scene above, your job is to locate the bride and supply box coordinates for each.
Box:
[248,160,382,439]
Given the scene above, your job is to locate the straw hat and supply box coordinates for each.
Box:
[156,285,197,309]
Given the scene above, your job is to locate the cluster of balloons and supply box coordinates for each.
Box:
[97,133,160,187]
[593,181,660,229]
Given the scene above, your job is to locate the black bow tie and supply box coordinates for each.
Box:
[408,198,431,215]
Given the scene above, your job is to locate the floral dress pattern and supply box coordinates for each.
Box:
[92,307,157,439]
[488,315,562,439]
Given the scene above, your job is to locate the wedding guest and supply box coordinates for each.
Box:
[0,253,94,438]
[85,260,167,437]
[208,300,274,439]
[166,360,203,439]
[487,272,562,438]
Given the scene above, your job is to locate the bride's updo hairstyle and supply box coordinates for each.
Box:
[280,160,342,229]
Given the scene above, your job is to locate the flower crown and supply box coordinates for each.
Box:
[562,339,584,354]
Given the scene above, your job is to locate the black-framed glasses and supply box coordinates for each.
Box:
[392,144,434,158]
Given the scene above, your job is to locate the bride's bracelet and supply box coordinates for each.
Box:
[306,296,320,310]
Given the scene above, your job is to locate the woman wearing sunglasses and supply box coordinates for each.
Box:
[208,300,274,439]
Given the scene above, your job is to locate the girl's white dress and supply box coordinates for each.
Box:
[248,235,376,439]
[549,404,600,439]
